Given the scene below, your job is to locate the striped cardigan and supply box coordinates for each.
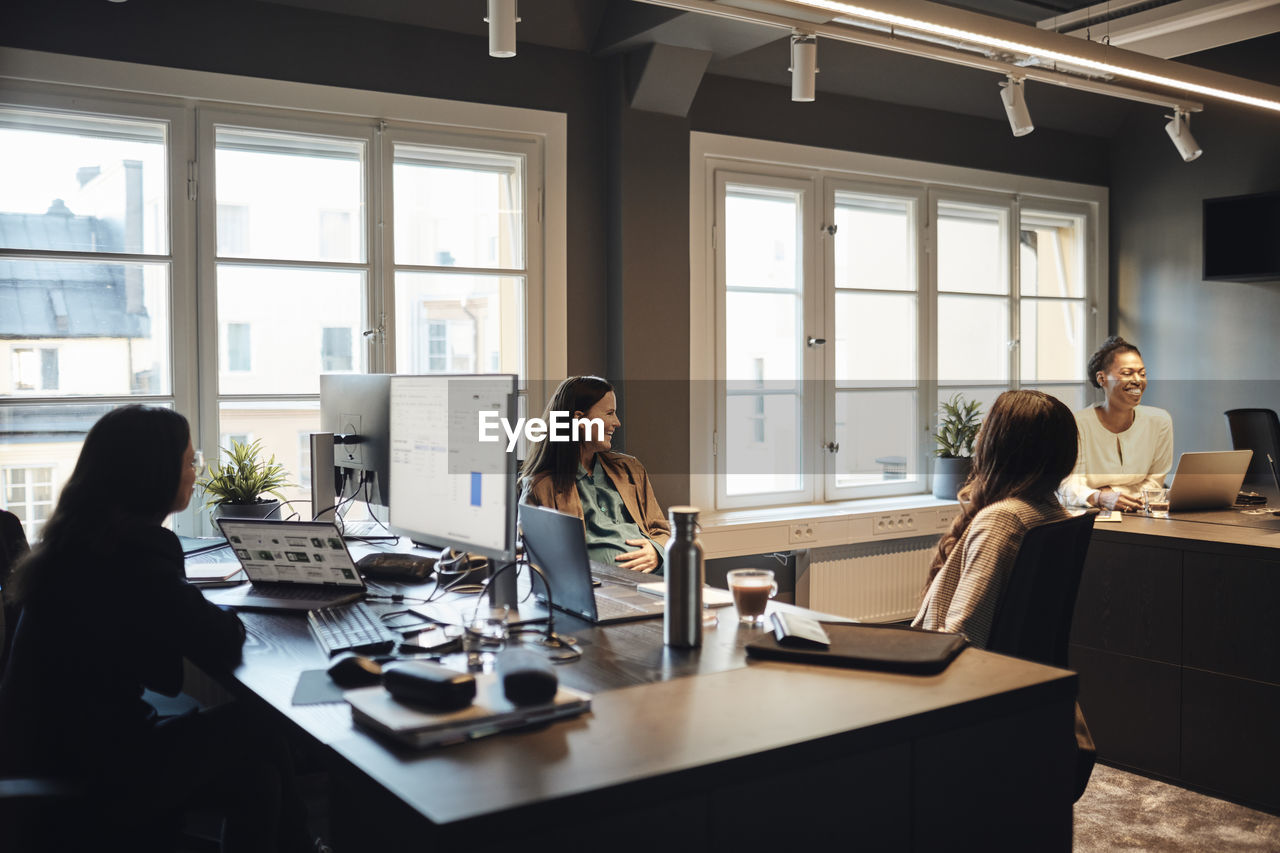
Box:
[912,497,1070,649]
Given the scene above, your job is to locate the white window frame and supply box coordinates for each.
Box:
[1,47,567,535]
[690,132,1107,514]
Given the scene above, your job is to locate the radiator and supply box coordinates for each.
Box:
[805,535,936,623]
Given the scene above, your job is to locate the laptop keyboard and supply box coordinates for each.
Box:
[250,583,354,602]
[307,600,400,656]
[594,595,657,620]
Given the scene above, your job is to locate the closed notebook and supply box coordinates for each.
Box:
[745,622,967,675]
[345,673,591,749]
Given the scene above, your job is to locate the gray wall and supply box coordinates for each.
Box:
[1108,35,1280,464]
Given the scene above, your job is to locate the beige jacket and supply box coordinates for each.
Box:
[521,452,671,549]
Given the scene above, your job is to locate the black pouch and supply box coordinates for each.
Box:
[382,661,476,711]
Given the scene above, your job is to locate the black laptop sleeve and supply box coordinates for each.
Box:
[745,621,967,675]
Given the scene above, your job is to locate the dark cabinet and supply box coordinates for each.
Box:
[1069,520,1280,812]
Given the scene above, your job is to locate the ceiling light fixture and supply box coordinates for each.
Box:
[790,33,819,102]
[485,0,519,59]
[785,0,1280,113]
[1165,109,1203,161]
[633,0,1280,116]
[1000,76,1034,136]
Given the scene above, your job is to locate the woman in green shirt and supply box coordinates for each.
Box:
[520,376,670,573]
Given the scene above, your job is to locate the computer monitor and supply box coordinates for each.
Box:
[388,374,518,563]
[319,374,392,511]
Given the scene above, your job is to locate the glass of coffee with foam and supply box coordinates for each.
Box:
[727,568,777,627]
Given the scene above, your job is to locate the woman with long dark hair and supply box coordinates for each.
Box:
[521,376,669,573]
[0,406,315,852]
[913,390,1079,648]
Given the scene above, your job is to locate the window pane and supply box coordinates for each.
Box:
[1020,298,1086,382]
[216,401,319,516]
[833,194,914,292]
[724,389,803,496]
[217,265,365,395]
[726,292,799,382]
[1025,383,1088,414]
[0,402,163,541]
[393,145,524,269]
[0,258,171,397]
[834,390,918,488]
[937,385,1004,427]
[215,128,365,263]
[725,188,800,291]
[0,108,168,255]
[835,292,916,383]
[938,203,1008,295]
[394,272,524,376]
[938,295,1008,383]
[1020,212,1085,298]
[321,327,353,372]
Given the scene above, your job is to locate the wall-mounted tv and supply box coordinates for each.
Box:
[1203,190,1280,282]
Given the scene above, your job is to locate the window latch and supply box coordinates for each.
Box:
[806,336,826,347]
[824,224,837,236]
[825,441,840,453]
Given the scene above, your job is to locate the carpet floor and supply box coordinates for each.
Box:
[1075,764,1280,852]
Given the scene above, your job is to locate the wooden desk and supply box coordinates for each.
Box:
[220,598,1078,851]
[1069,510,1280,812]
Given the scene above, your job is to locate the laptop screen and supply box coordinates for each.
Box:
[216,519,364,588]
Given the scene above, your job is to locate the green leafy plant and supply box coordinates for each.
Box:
[934,393,983,458]
[197,438,293,508]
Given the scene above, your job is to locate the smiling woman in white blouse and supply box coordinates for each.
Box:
[1059,336,1174,512]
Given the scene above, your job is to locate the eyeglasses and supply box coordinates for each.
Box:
[191,449,206,475]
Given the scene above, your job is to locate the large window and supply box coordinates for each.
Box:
[1,62,560,537]
[696,137,1104,511]
[0,102,181,530]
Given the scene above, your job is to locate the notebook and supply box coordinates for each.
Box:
[203,519,366,611]
[518,504,665,625]
[1168,450,1253,512]
[345,672,591,749]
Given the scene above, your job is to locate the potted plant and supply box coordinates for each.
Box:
[197,438,294,521]
[932,393,983,500]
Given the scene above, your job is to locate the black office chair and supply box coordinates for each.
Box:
[985,509,1099,802]
[1224,408,1280,500]
[986,510,1098,669]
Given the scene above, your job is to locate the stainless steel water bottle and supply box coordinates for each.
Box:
[664,506,703,648]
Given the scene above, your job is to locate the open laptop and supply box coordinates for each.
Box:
[1168,450,1253,512]
[518,505,665,625]
[205,518,366,611]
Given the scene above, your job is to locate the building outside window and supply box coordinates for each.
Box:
[1,465,55,540]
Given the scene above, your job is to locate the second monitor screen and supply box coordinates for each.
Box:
[388,374,517,561]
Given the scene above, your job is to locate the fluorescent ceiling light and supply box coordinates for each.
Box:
[787,0,1280,111]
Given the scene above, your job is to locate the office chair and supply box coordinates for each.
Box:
[1224,408,1280,500]
[984,509,1099,802]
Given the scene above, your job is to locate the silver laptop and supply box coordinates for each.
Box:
[518,505,664,625]
[205,519,366,611]
[1168,450,1253,512]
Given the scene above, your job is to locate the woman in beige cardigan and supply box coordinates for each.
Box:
[520,376,669,574]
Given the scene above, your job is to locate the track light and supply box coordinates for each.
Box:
[790,34,818,102]
[1165,109,1202,162]
[999,76,1034,137]
[485,0,519,58]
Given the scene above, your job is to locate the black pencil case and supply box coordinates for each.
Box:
[382,661,476,711]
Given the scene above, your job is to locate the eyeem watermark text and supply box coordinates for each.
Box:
[478,411,604,452]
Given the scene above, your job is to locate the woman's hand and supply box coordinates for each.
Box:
[616,539,660,573]
[1094,487,1142,513]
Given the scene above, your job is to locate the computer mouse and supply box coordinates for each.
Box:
[326,653,384,688]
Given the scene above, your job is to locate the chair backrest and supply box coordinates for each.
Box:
[985,511,1098,669]
[0,510,30,677]
[1224,408,1280,501]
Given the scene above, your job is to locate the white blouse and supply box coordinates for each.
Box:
[1058,404,1174,507]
